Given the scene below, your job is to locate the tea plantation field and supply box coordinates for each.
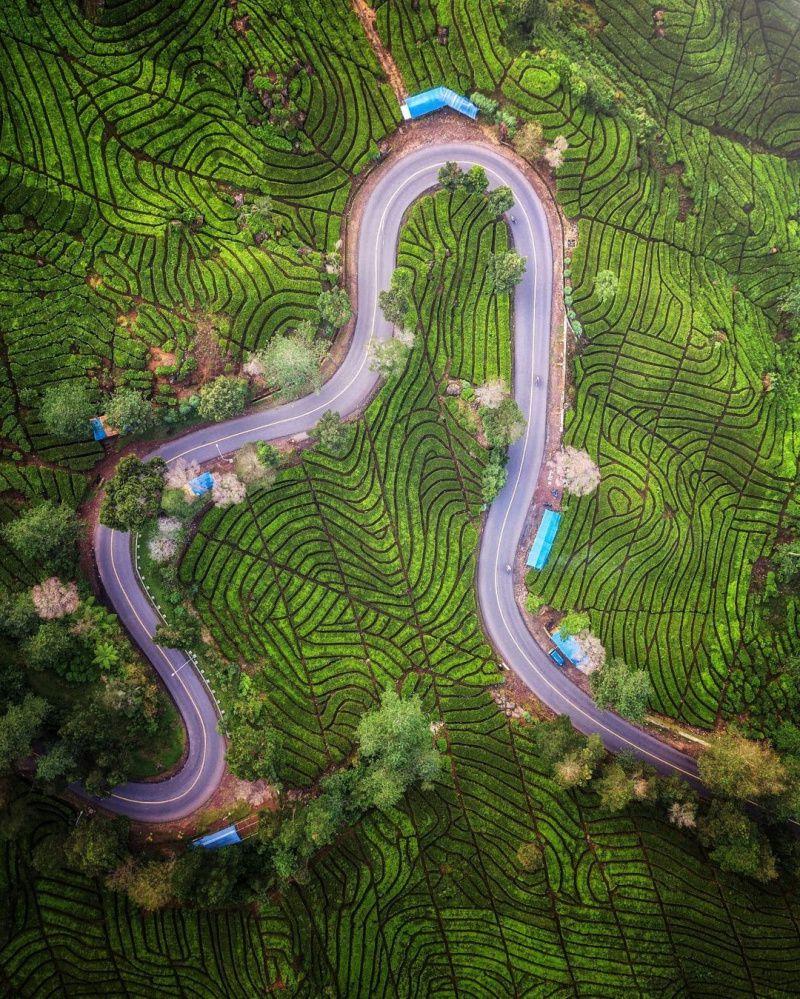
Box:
[3,0,800,995]
[378,0,800,733]
[0,0,397,475]
[3,185,800,997]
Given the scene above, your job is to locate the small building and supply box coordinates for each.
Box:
[526,509,562,570]
[89,415,119,441]
[400,87,478,121]
[191,824,242,850]
[550,629,587,670]
[188,471,214,496]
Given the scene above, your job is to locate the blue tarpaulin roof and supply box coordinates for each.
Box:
[526,509,562,570]
[191,824,243,849]
[90,417,106,441]
[550,629,587,669]
[189,472,214,495]
[400,87,478,121]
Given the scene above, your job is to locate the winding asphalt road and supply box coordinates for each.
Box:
[92,141,699,822]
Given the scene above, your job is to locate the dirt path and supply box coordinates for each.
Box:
[351,0,407,101]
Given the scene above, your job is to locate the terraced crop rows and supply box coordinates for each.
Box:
[382,0,800,731]
[179,189,800,994]
[0,793,282,997]
[182,190,506,783]
[0,0,397,473]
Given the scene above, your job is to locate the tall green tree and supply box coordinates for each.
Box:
[356,688,442,809]
[318,288,351,330]
[40,382,94,439]
[100,456,166,532]
[104,387,155,434]
[0,695,49,775]
[198,375,248,422]
[589,657,652,721]
[481,397,526,448]
[310,410,349,456]
[487,186,514,218]
[488,251,526,293]
[2,501,79,574]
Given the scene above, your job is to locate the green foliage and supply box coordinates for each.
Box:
[462,165,489,195]
[378,268,414,327]
[40,383,94,440]
[317,287,351,330]
[698,800,777,883]
[481,397,526,448]
[255,441,282,469]
[197,376,248,423]
[487,185,514,219]
[488,250,526,293]
[100,457,166,532]
[593,269,618,304]
[310,410,349,456]
[558,610,590,638]
[2,501,79,575]
[438,161,464,190]
[258,333,325,400]
[63,814,129,880]
[356,688,442,807]
[153,607,201,651]
[481,448,508,503]
[589,657,652,721]
[0,695,49,775]
[104,388,155,435]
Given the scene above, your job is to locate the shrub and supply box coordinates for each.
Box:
[40,382,94,439]
[198,376,248,422]
[100,457,166,532]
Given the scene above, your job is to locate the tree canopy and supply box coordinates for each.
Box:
[100,456,166,532]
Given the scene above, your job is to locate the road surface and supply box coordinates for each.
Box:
[91,141,699,822]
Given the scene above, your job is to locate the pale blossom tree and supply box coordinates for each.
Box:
[165,458,201,491]
[242,353,264,377]
[212,472,247,508]
[543,135,569,170]
[369,329,415,379]
[668,801,697,829]
[148,534,178,565]
[574,629,605,674]
[31,578,79,620]
[157,517,182,538]
[553,446,601,496]
[474,379,508,409]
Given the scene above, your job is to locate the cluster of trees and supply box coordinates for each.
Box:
[247,328,326,401]
[100,456,166,532]
[512,121,570,170]
[40,383,155,440]
[475,382,526,503]
[9,689,442,911]
[0,580,164,795]
[310,410,350,456]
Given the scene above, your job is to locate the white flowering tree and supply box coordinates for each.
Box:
[553,446,601,496]
[474,379,508,409]
[165,458,201,491]
[31,578,79,620]
[212,472,247,508]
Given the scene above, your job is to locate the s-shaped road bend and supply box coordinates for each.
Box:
[92,141,700,822]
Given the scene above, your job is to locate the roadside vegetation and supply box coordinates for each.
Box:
[2,0,800,994]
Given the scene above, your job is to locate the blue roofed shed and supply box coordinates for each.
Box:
[90,417,106,441]
[400,87,478,121]
[188,472,214,496]
[550,629,587,670]
[191,824,242,850]
[526,509,562,570]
